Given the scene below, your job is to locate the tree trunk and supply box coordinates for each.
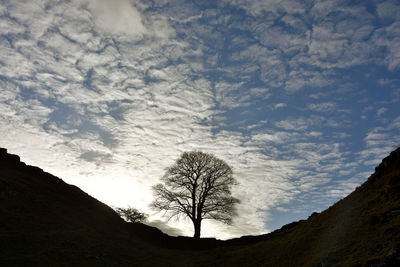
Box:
[193,219,201,239]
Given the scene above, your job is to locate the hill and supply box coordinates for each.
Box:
[212,147,400,266]
[0,148,199,266]
[1,147,400,266]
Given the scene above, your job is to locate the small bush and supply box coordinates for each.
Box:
[115,207,147,223]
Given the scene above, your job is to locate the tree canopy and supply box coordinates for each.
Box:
[151,151,240,238]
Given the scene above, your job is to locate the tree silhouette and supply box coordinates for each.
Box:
[115,207,147,223]
[151,151,240,238]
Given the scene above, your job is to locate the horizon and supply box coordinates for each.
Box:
[0,0,400,239]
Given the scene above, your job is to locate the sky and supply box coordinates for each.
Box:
[0,0,399,239]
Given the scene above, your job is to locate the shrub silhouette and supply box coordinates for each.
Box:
[115,207,148,223]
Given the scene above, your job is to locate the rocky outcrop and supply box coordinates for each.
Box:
[372,147,400,180]
[0,148,22,167]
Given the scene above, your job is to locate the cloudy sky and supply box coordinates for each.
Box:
[1,0,399,239]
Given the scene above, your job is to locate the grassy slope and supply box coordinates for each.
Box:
[205,148,400,266]
[1,148,399,266]
[0,153,201,266]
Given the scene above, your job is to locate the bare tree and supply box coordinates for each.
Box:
[151,151,240,238]
[115,207,147,223]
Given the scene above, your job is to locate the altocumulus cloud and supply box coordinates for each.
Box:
[85,0,145,37]
[0,0,400,239]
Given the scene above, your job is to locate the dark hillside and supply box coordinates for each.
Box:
[209,147,400,266]
[1,147,400,266]
[0,148,199,266]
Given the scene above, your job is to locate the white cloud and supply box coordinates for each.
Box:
[146,220,184,236]
[214,82,252,109]
[273,103,286,110]
[85,0,145,37]
[307,102,337,112]
[275,116,327,131]
[377,0,400,21]
[373,21,400,70]
[358,117,400,167]
[226,0,306,17]
[377,107,388,117]
[250,132,294,145]
[309,131,323,137]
